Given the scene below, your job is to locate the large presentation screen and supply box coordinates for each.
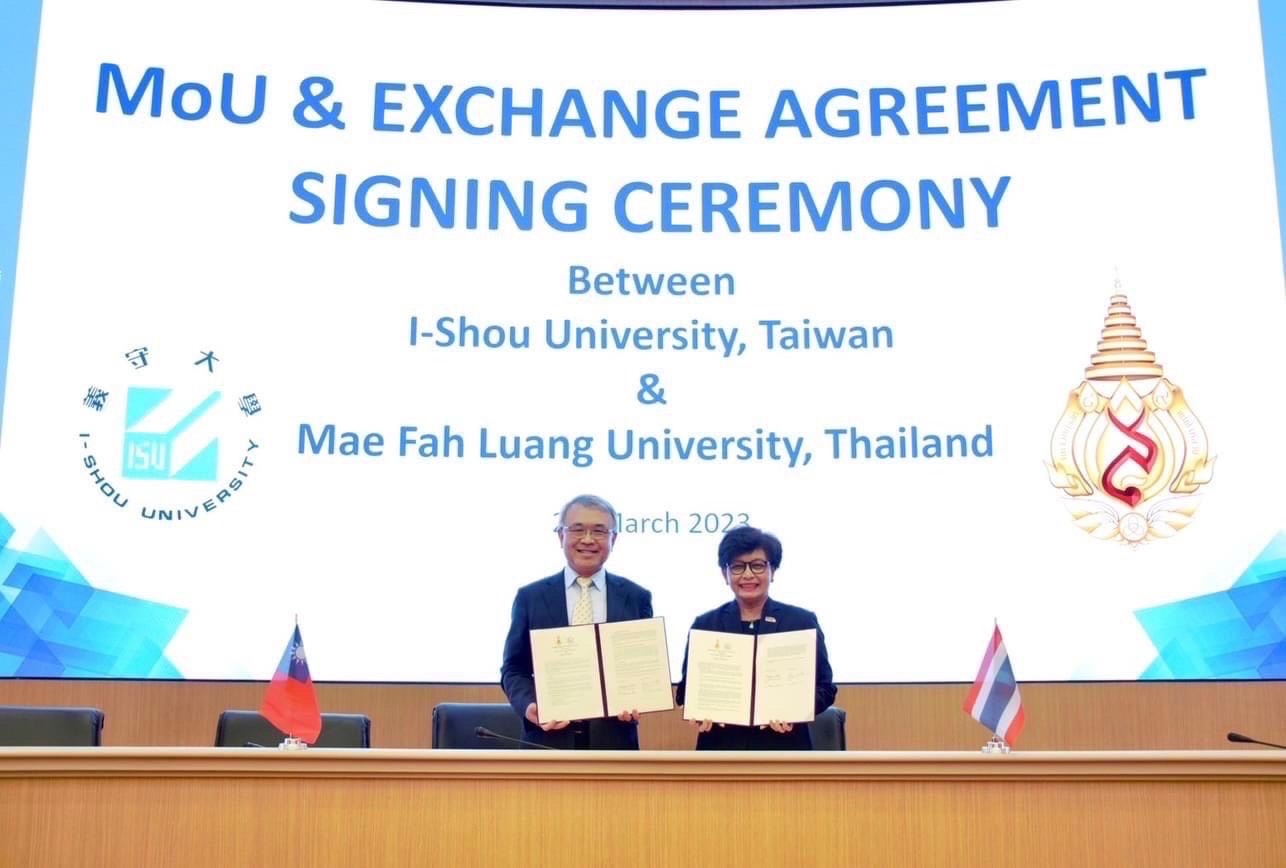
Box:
[0,0,1282,682]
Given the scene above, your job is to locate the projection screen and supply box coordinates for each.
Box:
[0,0,1282,682]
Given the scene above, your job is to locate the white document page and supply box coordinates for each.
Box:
[598,617,675,716]
[752,628,817,726]
[530,624,604,723]
[681,629,754,726]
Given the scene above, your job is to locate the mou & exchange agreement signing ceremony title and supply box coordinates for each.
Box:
[96,63,1207,234]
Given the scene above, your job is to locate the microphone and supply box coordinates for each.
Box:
[1227,731,1286,750]
[474,726,558,750]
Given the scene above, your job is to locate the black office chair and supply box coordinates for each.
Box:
[0,705,105,746]
[431,702,525,748]
[214,710,371,748]
[808,706,847,750]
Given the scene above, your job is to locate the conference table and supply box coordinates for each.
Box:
[2,748,1283,866]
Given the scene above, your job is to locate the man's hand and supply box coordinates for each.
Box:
[688,718,719,733]
[615,709,640,723]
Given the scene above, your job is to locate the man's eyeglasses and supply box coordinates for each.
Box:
[560,525,613,540]
[726,560,770,576]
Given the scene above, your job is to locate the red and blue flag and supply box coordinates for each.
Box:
[963,624,1026,746]
[260,624,322,743]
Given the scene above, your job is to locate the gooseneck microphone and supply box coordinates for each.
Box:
[474,726,558,750]
[1226,731,1286,750]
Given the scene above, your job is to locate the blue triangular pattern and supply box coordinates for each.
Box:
[5,550,83,586]
[80,593,186,645]
[109,635,168,677]
[15,655,64,677]
[1242,560,1286,588]
[23,636,62,664]
[1260,642,1286,677]
[145,656,183,678]
[1139,655,1173,679]
[10,586,54,633]
[0,550,17,586]
[22,572,92,615]
[45,640,118,675]
[172,439,218,481]
[1137,531,1286,679]
[26,529,70,561]
[1205,641,1278,674]
[1136,593,1239,648]
[1196,607,1282,653]
[1233,534,1286,586]
[1227,579,1285,630]
[0,512,187,678]
[0,606,38,655]
[1268,603,1286,636]
[1153,636,1209,678]
[3,562,36,590]
[124,386,171,429]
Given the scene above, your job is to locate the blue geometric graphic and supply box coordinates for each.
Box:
[1136,532,1286,679]
[122,387,221,482]
[0,512,186,677]
[1259,0,1286,271]
[0,0,45,445]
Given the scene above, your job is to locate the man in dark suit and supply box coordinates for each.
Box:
[500,494,653,749]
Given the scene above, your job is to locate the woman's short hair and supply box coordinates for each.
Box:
[717,525,782,569]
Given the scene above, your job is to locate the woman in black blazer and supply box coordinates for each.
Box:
[675,526,837,750]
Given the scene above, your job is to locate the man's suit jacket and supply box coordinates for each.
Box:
[675,598,836,750]
[500,570,653,749]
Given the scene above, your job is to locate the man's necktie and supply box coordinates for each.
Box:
[572,576,594,625]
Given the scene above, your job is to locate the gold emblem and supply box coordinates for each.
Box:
[1046,292,1214,544]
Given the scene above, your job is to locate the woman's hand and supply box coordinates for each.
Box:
[525,702,570,731]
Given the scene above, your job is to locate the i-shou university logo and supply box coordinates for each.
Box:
[1046,293,1214,545]
[78,346,263,521]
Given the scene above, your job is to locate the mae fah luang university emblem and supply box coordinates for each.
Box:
[1047,294,1214,545]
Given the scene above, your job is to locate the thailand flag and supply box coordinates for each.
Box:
[963,624,1026,746]
[260,624,322,743]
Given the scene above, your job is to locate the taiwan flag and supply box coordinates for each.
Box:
[260,625,322,743]
[963,624,1026,746]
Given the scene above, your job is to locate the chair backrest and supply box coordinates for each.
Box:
[0,705,104,746]
[432,702,525,749]
[214,710,371,748]
[808,706,847,750]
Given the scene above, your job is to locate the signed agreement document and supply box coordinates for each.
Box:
[531,624,605,724]
[682,630,754,725]
[531,618,673,723]
[751,629,817,725]
[597,617,674,716]
[682,628,817,726]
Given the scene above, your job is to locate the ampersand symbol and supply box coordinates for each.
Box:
[637,373,667,405]
[294,77,346,129]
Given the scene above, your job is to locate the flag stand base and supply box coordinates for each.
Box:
[980,735,1011,754]
[278,737,308,751]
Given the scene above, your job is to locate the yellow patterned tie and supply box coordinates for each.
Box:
[572,576,594,625]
